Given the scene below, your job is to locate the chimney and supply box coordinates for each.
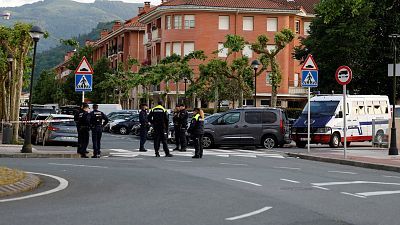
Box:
[144,1,151,10]
[112,21,122,31]
[100,29,109,39]
[138,6,145,15]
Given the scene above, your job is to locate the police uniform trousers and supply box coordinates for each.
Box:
[153,126,170,154]
[139,125,148,151]
[193,134,203,157]
[78,126,90,155]
[174,125,187,149]
[91,125,103,156]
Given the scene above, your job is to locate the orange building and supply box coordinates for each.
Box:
[139,0,319,108]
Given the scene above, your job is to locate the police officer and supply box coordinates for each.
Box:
[74,103,90,158]
[188,108,204,159]
[172,105,181,151]
[148,101,173,157]
[177,104,188,151]
[139,103,149,152]
[89,104,108,158]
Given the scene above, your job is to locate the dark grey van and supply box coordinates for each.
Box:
[202,108,291,149]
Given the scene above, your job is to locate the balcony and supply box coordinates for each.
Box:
[143,34,149,45]
[151,28,161,42]
[289,86,307,95]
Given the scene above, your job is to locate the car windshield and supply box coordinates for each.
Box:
[302,101,340,116]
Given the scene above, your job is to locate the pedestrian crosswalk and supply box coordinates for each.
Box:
[104,148,286,159]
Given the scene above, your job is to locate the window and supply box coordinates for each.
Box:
[245,112,262,124]
[304,21,311,35]
[166,16,171,30]
[219,16,230,30]
[172,42,181,56]
[243,99,254,106]
[295,20,300,33]
[294,73,299,87]
[262,111,277,124]
[218,43,228,57]
[243,16,254,31]
[183,42,194,56]
[242,44,253,58]
[260,100,269,106]
[174,15,182,29]
[165,43,171,57]
[267,18,278,32]
[184,15,195,29]
[217,112,240,125]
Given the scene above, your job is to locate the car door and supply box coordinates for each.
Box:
[212,112,242,145]
[240,111,262,145]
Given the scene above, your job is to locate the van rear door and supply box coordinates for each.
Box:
[240,111,262,145]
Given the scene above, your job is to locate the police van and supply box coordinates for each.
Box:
[292,95,390,148]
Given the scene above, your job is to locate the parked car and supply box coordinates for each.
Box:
[110,114,140,135]
[202,108,291,149]
[60,105,80,115]
[35,114,78,146]
[104,112,137,132]
[19,113,50,141]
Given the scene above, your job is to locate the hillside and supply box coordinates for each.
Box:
[1,0,141,51]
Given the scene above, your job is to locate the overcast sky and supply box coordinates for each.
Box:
[0,0,162,7]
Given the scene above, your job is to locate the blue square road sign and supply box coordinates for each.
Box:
[75,74,92,92]
[301,70,318,88]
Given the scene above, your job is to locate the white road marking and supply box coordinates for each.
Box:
[216,155,230,157]
[355,190,400,197]
[274,166,301,170]
[107,158,144,161]
[220,163,248,166]
[259,155,285,159]
[383,175,400,179]
[226,178,262,187]
[165,160,192,163]
[0,172,68,203]
[341,192,366,199]
[234,154,257,158]
[109,149,132,153]
[48,163,108,168]
[328,171,358,175]
[312,186,330,191]
[212,149,235,153]
[280,179,300,184]
[225,206,272,221]
[238,150,258,153]
[311,181,400,186]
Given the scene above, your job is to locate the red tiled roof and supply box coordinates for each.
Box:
[124,16,145,28]
[161,0,298,10]
[270,0,319,14]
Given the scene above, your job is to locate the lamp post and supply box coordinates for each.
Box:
[251,60,260,107]
[21,25,44,153]
[389,34,400,156]
[7,54,13,122]
[183,77,188,106]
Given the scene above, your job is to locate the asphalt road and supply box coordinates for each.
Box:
[1,133,400,225]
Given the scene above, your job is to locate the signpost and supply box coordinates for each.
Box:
[335,65,352,159]
[301,54,318,153]
[75,56,93,103]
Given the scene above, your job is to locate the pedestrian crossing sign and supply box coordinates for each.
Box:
[301,70,318,87]
[75,74,92,92]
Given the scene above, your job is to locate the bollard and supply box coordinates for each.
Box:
[2,123,13,144]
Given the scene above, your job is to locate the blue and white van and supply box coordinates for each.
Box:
[292,95,390,148]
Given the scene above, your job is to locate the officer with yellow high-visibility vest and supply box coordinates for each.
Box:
[148,101,173,157]
[188,108,204,159]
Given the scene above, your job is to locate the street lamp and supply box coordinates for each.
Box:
[251,59,260,107]
[21,25,44,153]
[183,77,188,106]
[7,54,13,122]
[389,34,400,156]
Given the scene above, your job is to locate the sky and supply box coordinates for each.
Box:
[0,0,162,7]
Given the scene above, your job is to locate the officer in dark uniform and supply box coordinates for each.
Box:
[139,103,149,152]
[188,108,204,159]
[89,104,108,158]
[75,103,90,158]
[148,101,173,157]
[172,105,181,151]
[177,104,188,151]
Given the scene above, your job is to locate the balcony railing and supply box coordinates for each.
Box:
[289,86,307,95]
[151,28,161,41]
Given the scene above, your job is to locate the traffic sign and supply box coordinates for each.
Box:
[75,74,92,92]
[75,56,93,74]
[301,70,318,87]
[335,66,352,85]
[301,54,318,70]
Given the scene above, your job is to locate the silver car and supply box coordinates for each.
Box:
[35,114,78,146]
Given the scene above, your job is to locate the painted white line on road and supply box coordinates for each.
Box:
[355,190,400,197]
[226,178,262,187]
[311,181,400,186]
[259,155,285,159]
[383,175,400,179]
[166,160,192,163]
[107,158,144,161]
[212,149,235,153]
[312,186,330,191]
[220,163,248,166]
[274,166,301,170]
[48,163,108,169]
[234,154,257,158]
[328,171,358,175]
[216,155,230,157]
[341,192,366,199]
[0,172,68,203]
[280,179,300,184]
[225,206,272,221]
[109,149,132,153]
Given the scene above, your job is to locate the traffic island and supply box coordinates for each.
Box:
[0,167,40,197]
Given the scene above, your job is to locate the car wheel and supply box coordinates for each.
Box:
[295,141,307,148]
[202,135,214,148]
[375,130,384,145]
[329,133,341,148]
[262,135,277,149]
[119,126,128,135]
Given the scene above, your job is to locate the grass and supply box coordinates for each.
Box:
[0,167,26,186]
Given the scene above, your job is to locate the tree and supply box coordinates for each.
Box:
[32,70,63,104]
[251,28,295,107]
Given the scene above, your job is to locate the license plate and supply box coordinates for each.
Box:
[300,138,310,141]
[63,137,77,140]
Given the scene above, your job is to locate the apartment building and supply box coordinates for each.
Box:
[139,0,319,108]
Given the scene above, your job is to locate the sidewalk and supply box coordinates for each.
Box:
[0,144,80,158]
[284,147,400,173]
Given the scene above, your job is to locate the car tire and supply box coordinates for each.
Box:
[119,126,128,135]
[202,134,214,149]
[375,130,384,145]
[296,141,307,148]
[329,132,341,148]
[262,135,277,149]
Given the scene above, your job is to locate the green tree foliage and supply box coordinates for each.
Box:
[32,70,63,104]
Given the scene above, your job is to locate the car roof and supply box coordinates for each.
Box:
[49,114,74,118]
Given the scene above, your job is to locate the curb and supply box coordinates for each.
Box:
[0,153,81,158]
[0,173,41,197]
[286,152,400,173]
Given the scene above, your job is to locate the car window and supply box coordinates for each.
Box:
[262,111,277,124]
[245,112,262,124]
[217,112,240,125]
[52,121,76,126]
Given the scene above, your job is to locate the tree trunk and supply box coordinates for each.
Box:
[12,60,23,144]
[213,86,219,113]
[271,85,278,107]
[238,89,244,107]
[0,78,6,122]
[175,81,179,106]
[146,86,150,107]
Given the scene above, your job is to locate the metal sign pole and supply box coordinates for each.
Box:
[82,91,85,103]
[307,87,311,153]
[343,84,347,159]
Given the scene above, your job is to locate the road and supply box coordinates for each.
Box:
[1,133,400,225]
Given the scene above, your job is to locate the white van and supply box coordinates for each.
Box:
[292,95,390,148]
[88,104,122,115]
